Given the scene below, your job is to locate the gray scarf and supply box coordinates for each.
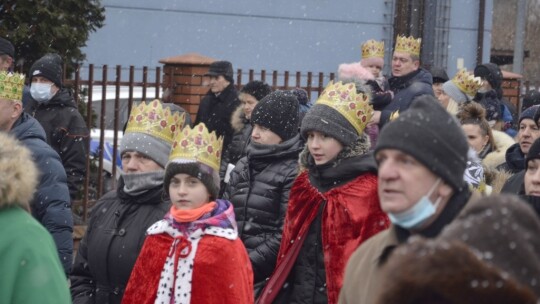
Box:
[122,170,165,196]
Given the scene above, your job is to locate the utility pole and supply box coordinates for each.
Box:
[513,0,527,74]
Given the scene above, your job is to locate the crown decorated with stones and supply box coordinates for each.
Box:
[0,71,25,101]
[125,100,185,144]
[169,123,223,172]
[451,69,483,97]
[316,81,374,135]
[394,35,421,56]
[362,40,385,59]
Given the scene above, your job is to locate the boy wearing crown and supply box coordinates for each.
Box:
[121,123,253,304]
[71,100,188,304]
[370,35,434,128]
[0,71,73,275]
[257,82,389,304]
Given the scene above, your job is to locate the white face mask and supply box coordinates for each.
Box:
[30,83,54,103]
[387,178,442,229]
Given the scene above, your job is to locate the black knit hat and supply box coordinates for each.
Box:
[206,60,234,83]
[164,162,219,200]
[430,67,449,84]
[29,53,63,88]
[522,105,540,125]
[526,138,540,169]
[251,90,299,142]
[0,37,15,58]
[240,80,272,101]
[301,103,358,147]
[523,90,540,111]
[474,63,502,89]
[375,95,468,191]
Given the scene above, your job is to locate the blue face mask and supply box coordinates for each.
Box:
[387,178,442,230]
[30,82,54,103]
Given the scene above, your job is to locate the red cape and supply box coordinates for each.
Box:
[122,233,254,304]
[267,171,389,304]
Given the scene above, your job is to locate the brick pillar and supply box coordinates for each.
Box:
[501,70,523,110]
[159,53,216,123]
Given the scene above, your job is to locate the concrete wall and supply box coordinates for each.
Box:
[82,0,491,81]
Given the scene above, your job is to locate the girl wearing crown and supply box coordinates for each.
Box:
[71,100,189,304]
[121,123,253,304]
[257,82,389,304]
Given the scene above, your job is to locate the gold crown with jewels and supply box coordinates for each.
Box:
[169,123,223,172]
[394,35,422,56]
[0,71,25,101]
[452,69,483,97]
[316,81,374,135]
[361,40,385,59]
[125,100,186,144]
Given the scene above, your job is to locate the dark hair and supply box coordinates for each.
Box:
[164,162,219,200]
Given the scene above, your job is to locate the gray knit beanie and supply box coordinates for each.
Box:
[120,133,171,168]
[301,103,359,146]
[442,80,469,103]
[375,95,469,191]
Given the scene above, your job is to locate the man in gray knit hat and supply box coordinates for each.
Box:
[339,95,481,304]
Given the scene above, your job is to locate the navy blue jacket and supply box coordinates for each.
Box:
[380,68,434,127]
[10,112,73,274]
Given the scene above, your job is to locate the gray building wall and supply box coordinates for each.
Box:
[82,0,492,82]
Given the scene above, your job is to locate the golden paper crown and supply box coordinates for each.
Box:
[389,110,400,121]
[0,71,25,101]
[451,69,483,97]
[394,35,421,56]
[125,100,186,144]
[169,123,223,172]
[361,40,385,59]
[316,81,374,134]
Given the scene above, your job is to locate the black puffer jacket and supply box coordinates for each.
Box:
[26,88,90,201]
[70,179,170,304]
[219,105,252,182]
[222,134,303,284]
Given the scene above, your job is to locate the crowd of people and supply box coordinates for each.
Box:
[1,31,540,304]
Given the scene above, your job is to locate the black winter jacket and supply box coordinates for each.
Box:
[222,134,303,284]
[219,105,252,183]
[380,68,434,127]
[497,143,526,174]
[26,88,90,201]
[10,113,73,274]
[70,179,170,304]
[501,170,525,195]
[195,83,240,152]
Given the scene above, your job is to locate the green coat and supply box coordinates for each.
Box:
[0,206,70,304]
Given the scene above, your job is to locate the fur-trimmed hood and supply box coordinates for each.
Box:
[230,104,248,133]
[483,129,515,168]
[0,132,38,210]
